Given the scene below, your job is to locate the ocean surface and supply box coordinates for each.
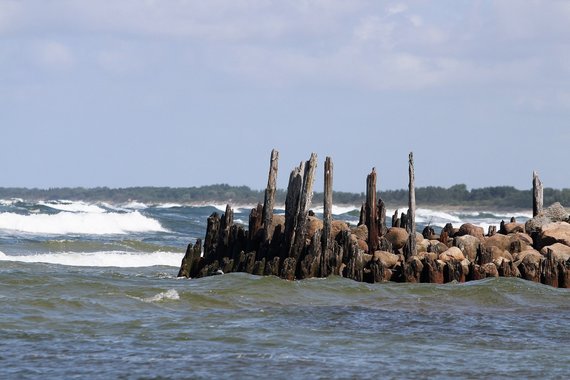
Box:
[1,199,568,379]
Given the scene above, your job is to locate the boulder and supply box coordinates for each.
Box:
[273,215,286,231]
[482,262,499,277]
[518,253,542,282]
[525,202,569,235]
[307,216,324,239]
[332,220,350,239]
[440,247,465,261]
[540,222,570,247]
[456,223,485,240]
[540,243,570,262]
[429,240,450,254]
[351,224,368,241]
[417,238,430,253]
[357,238,369,253]
[489,246,513,262]
[454,235,480,261]
[484,234,511,252]
[513,249,542,263]
[417,251,438,261]
[385,227,409,250]
[373,250,400,268]
[503,222,524,234]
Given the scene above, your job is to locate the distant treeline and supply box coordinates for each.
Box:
[2,184,570,210]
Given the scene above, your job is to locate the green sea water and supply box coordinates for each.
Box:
[0,200,568,379]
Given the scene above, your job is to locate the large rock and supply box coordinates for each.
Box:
[484,233,532,254]
[456,223,485,240]
[385,227,409,250]
[332,220,350,239]
[540,222,570,247]
[351,224,368,241]
[373,250,400,268]
[541,243,570,262]
[503,222,524,234]
[439,247,465,262]
[306,216,324,239]
[488,246,513,262]
[454,235,480,261]
[525,202,569,235]
[484,233,511,251]
[429,240,450,254]
[513,249,542,263]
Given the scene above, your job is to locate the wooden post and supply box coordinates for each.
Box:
[291,153,318,261]
[366,168,379,253]
[263,149,279,242]
[321,157,333,277]
[533,170,543,217]
[283,162,305,259]
[378,198,387,237]
[406,152,417,259]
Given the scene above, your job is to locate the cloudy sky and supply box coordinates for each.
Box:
[1,0,569,192]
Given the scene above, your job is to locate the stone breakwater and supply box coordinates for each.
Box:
[177,150,570,288]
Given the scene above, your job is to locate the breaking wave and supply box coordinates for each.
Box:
[0,210,166,235]
[0,250,183,267]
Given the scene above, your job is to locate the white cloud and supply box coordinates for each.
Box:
[2,0,569,99]
[34,41,75,70]
[386,3,408,15]
[0,0,22,33]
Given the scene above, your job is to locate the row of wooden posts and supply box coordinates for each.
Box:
[177,149,555,284]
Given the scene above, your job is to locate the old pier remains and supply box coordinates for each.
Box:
[178,151,570,288]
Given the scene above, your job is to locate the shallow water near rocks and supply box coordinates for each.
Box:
[0,201,567,378]
[2,264,569,379]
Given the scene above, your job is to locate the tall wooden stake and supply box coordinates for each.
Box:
[366,168,379,253]
[291,153,318,261]
[321,157,333,276]
[263,149,279,242]
[533,170,543,217]
[406,152,417,259]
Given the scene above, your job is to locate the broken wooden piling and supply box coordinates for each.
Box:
[533,170,543,217]
[321,157,333,277]
[405,152,417,260]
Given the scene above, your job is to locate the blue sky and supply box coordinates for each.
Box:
[1,0,569,192]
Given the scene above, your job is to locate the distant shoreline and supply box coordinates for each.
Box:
[0,184,563,212]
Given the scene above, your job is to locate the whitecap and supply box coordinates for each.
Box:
[39,200,106,214]
[142,289,180,303]
[154,203,184,209]
[0,210,166,235]
[122,201,148,210]
[0,251,183,267]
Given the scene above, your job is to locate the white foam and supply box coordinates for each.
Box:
[209,203,256,214]
[311,205,360,215]
[0,250,183,267]
[0,198,23,206]
[415,208,463,224]
[142,289,180,303]
[155,203,184,209]
[39,200,106,214]
[0,210,166,235]
[122,201,148,210]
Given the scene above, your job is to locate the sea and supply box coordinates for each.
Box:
[1,199,568,379]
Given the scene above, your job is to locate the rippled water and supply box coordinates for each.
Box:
[0,200,567,379]
[2,262,569,379]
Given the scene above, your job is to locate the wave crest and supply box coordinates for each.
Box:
[0,211,166,235]
[0,251,183,267]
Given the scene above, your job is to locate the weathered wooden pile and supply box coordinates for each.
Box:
[178,150,570,288]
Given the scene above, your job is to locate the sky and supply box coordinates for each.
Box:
[1,0,569,192]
